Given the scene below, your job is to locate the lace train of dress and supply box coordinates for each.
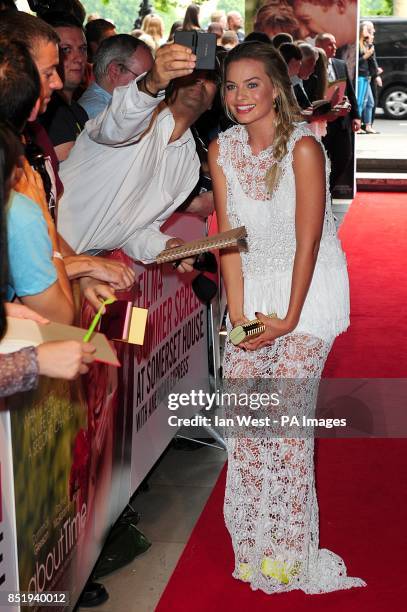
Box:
[223,333,366,594]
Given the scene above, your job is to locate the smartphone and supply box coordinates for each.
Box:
[174,31,217,70]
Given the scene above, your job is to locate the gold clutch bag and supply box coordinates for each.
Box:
[229,314,277,346]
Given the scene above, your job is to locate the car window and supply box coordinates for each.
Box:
[373,21,407,58]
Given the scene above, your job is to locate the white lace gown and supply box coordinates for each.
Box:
[218,122,366,594]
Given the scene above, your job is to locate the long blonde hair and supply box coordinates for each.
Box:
[143,14,165,48]
[359,21,369,54]
[222,41,302,192]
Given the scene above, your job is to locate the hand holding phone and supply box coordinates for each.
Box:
[142,43,197,95]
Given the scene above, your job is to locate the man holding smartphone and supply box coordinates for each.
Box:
[58,43,219,272]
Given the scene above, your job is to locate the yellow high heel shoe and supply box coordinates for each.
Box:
[260,558,302,585]
[238,562,253,582]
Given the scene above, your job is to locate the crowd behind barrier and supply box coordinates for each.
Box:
[0,1,363,607]
[0,230,210,611]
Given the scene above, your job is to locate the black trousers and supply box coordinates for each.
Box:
[322,119,354,194]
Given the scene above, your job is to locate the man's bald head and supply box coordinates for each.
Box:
[315,33,337,59]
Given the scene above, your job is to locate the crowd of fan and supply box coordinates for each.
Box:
[0,0,361,396]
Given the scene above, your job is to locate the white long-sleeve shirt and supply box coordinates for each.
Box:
[57,74,200,262]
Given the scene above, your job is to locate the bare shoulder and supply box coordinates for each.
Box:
[293,134,324,165]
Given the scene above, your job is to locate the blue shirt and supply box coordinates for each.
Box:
[78,82,112,119]
[7,191,57,301]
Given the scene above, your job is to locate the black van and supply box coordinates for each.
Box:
[367,17,407,119]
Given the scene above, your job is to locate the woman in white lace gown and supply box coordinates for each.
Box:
[207,42,365,595]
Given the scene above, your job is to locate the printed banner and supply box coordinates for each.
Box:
[129,214,210,493]
[1,213,212,610]
[246,0,358,77]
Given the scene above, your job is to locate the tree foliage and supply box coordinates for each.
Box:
[360,0,393,16]
[82,0,245,36]
[83,0,140,32]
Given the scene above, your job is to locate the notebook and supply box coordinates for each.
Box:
[156,226,247,264]
[0,317,120,367]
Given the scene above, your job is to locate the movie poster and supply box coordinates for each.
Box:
[7,378,90,611]
[246,0,358,77]
[245,0,359,198]
[5,310,128,611]
[0,409,20,601]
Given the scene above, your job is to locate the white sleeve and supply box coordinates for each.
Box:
[85,73,165,146]
[122,221,173,264]
[123,177,199,264]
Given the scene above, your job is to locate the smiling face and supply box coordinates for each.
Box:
[32,40,63,114]
[224,58,277,125]
[55,26,87,93]
[293,0,340,39]
[293,0,355,48]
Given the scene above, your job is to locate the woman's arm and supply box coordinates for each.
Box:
[22,281,74,325]
[285,135,325,326]
[208,139,245,326]
[246,135,325,349]
[0,341,96,398]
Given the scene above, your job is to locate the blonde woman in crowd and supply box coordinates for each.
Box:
[142,14,166,51]
[208,41,365,595]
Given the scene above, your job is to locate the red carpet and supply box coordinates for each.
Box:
[156,193,407,612]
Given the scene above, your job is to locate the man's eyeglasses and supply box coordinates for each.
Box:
[118,63,140,78]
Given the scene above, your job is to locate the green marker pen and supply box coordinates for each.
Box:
[83,297,117,343]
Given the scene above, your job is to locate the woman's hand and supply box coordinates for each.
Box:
[5,302,49,324]
[37,341,96,379]
[79,277,116,312]
[64,255,136,289]
[230,315,249,328]
[240,312,295,351]
[229,315,250,350]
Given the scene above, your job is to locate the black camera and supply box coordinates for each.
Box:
[174,31,217,70]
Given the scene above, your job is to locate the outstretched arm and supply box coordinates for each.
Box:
[87,44,197,146]
[208,139,245,327]
[58,233,135,293]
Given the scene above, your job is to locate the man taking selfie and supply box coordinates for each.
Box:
[58,43,219,270]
